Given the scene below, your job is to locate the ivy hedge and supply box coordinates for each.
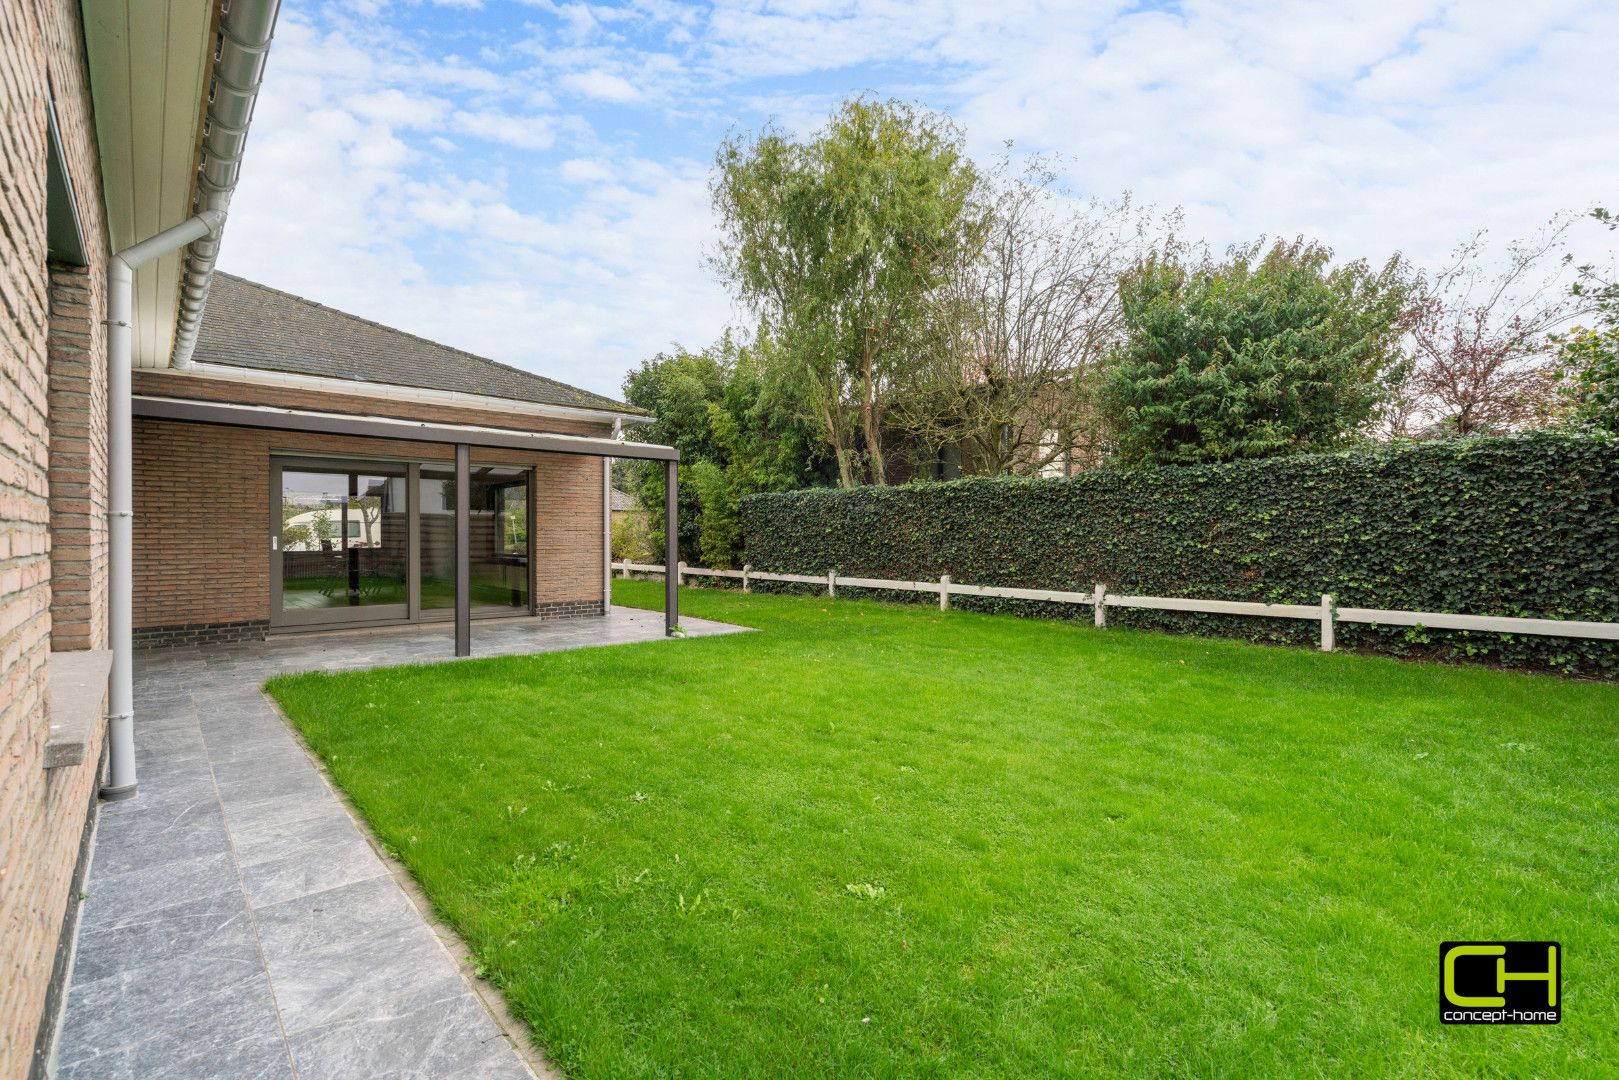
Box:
[740,431,1619,677]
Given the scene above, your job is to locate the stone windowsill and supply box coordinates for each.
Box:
[46,649,113,770]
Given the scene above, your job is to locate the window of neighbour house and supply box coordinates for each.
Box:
[1037,430,1069,478]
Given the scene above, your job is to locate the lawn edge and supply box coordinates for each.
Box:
[259,688,565,1080]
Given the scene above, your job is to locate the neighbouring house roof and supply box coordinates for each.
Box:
[611,488,642,512]
[193,273,643,416]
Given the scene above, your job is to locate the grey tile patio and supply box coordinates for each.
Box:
[58,607,749,1080]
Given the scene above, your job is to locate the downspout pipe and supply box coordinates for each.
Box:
[171,0,281,368]
[604,417,621,611]
[104,212,227,801]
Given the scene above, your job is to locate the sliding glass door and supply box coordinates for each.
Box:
[271,456,532,629]
[273,461,410,626]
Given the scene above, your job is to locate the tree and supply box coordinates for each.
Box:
[622,335,829,566]
[1386,218,1586,437]
[1554,207,1619,434]
[1102,238,1415,465]
[711,97,983,486]
[894,162,1173,476]
[310,507,335,548]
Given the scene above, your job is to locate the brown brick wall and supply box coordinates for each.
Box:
[133,416,608,630]
[1,2,113,1077]
[46,264,107,650]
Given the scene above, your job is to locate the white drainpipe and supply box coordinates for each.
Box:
[103,213,226,801]
[102,0,280,799]
[603,417,621,610]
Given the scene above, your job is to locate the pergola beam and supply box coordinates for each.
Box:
[132,395,678,461]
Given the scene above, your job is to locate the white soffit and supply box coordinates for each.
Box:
[82,0,216,369]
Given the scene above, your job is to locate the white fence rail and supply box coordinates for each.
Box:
[612,561,1619,653]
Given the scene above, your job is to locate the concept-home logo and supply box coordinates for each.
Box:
[1440,942,1560,1025]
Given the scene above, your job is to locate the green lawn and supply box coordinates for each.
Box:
[267,582,1619,1079]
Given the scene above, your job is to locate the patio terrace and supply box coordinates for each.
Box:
[53,610,747,1080]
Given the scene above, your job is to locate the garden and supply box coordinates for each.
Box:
[268,581,1619,1079]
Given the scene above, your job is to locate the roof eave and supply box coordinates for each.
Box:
[148,361,647,427]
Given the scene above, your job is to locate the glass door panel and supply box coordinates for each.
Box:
[418,465,531,615]
[275,463,408,626]
[418,469,456,612]
[476,467,530,612]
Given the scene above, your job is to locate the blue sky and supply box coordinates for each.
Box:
[222,0,1619,399]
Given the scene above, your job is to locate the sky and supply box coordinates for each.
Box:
[221,0,1619,400]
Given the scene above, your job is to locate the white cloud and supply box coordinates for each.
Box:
[222,9,732,398]
[345,88,449,128]
[219,0,1619,402]
[557,68,642,103]
[559,157,616,184]
[451,109,559,150]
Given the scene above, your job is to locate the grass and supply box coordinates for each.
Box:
[267,581,1619,1078]
[282,575,525,610]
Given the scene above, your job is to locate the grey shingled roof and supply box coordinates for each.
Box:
[193,273,641,415]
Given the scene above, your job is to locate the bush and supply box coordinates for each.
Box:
[611,513,652,562]
[741,431,1619,676]
[1102,239,1414,465]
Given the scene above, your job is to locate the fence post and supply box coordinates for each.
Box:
[1320,593,1336,652]
[827,569,836,598]
[1093,583,1107,629]
[742,564,751,593]
[676,561,686,588]
[939,573,951,611]
[618,563,628,579]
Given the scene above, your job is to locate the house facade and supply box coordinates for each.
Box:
[0,4,675,1077]
[129,273,648,646]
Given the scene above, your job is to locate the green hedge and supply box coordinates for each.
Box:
[741,432,1619,676]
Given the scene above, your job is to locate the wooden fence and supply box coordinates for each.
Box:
[612,561,1619,653]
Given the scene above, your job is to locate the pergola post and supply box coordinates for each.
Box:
[455,443,471,657]
[665,458,678,635]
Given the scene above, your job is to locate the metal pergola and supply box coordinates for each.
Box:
[133,395,681,654]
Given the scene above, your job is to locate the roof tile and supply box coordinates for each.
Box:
[193,273,641,415]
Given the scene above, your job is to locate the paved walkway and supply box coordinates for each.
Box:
[56,609,747,1080]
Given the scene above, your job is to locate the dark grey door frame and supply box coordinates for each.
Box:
[665,458,678,635]
[269,457,409,629]
[455,444,471,657]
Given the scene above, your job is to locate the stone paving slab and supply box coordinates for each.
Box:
[58,608,748,1079]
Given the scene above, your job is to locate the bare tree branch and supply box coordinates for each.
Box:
[894,159,1180,475]
[1386,215,1593,437]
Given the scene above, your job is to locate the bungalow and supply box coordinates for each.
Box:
[0,3,676,1076]
[132,271,662,644]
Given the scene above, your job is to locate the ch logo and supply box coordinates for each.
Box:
[1440,942,1559,1024]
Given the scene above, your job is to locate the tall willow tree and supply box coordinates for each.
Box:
[711,98,982,486]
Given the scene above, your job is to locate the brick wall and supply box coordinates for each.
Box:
[1,2,113,1077]
[133,396,609,633]
[46,265,107,649]
[0,0,58,1065]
